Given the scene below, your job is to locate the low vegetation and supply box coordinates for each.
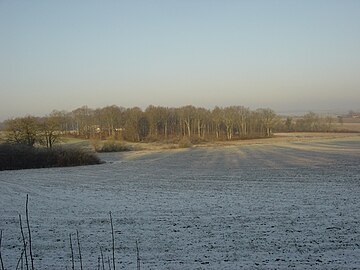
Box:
[0,196,139,269]
[0,143,101,171]
[1,107,359,155]
[178,137,193,148]
[94,141,132,152]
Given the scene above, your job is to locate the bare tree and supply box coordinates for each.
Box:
[211,107,223,140]
[39,113,62,148]
[124,107,143,142]
[5,116,40,146]
[223,107,237,140]
[100,105,124,138]
[72,106,94,138]
[257,108,278,137]
[180,105,196,138]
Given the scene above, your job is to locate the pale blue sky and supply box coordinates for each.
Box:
[1,0,360,119]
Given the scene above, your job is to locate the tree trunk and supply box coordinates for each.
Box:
[164,123,168,139]
[197,120,201,138]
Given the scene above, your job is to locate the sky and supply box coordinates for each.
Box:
[1,0,360,120]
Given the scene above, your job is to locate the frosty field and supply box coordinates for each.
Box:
[1,136,360,269]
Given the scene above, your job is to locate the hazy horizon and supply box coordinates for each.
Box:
[0,103,356,122]
[1,1,360,121]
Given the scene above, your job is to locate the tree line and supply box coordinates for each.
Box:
[2,105,338,147]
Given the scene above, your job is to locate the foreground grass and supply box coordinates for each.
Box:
[0,144,102,171]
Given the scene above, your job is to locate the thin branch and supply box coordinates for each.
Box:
[15,244,26,270]
[0,230,5,270]
[76,230,83,270]
[26,195,34,270]
[69,234,74,270]
[109,212,115,270]
[19,214,29,270]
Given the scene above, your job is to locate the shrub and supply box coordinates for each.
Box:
[189,137,208,145]
[178,138,193,148]
[96,141,132,152]
[0,143,101,171]
[90,139,101,151]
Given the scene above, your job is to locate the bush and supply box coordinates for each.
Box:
[96,141,132,152]
[189,137,208,145]
[0,143,102,171]
[178,138,193,148]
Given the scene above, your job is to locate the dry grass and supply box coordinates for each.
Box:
[106,133,360,156]
[333,123,360,132]
[54,132,360,154]
[189,132,360,149]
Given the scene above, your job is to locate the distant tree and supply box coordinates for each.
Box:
[234,106,250,137]
[194,107,209,139]
[302,112,320,131]
[337,116,344,126]
[145,105,156,137]
[4,116,40,146]
[285,117,293,132]
[72,106,94,138]
[156,106,172,139]
[223,107,237,140]
[211,107,223,139]
[100,105,124,138]
[180,105,196,138]
[39,112,62,148]
[138,116,150,140]
[166,108,178,138]
[124,107,143,141]
[145,105,164,138]
[324,116,334,132]
[257,108,278,137]
[50,110,72,134]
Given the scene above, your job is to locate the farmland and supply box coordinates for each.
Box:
[0,134,359,269]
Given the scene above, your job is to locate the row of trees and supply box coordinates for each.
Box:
[283,112,336,132]
[2,105,338,147]
[3,105,280,145]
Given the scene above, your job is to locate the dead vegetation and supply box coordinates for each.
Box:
[0,196,141,270]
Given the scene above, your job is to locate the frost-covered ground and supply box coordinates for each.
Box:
[0,137,360,269]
